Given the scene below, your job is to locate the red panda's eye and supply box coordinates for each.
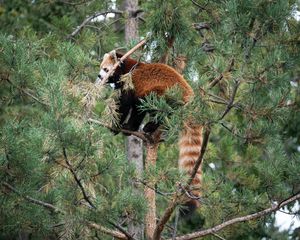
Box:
[103,68,109,73]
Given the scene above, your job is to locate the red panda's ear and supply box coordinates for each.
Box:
[109,50,116,57]
[103,53,110,59]
[109,50,118,63]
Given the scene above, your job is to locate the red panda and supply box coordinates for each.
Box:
[97,51,203,214]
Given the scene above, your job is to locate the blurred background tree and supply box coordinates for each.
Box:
[0,0,300,239]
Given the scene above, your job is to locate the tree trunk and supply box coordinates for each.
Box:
[124,0,139,44]
[144,142,158,240]
[124,0,144,239]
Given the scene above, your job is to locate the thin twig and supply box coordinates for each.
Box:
[219,81,240,120]
[209,58,235,89]
[67,10,123,39]
[2,182,64,213]
[2,75,49,107]
[188,127,211,184]
[179,183,202,201]
[172,209,179,240]
[135,178,174,197]
[212,233,227,240]
[108,220,137,240]
[88,118,149,142]
[62,147,96,209]
[220,122,248,140]
[57,0,93,5]
[167,192,300,240]
[2,182,128,239]
[200,87,243,111]
[190,0,206,11]
[97,39,147,86]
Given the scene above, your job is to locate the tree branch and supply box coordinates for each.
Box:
[88,118,149,142]
[209,58,235,89]
[82,39,147,115]
[153,196,179,240]
[108,220,137,240]
[57,0,93,5]
[2,182,64,214]
[62,147,96,209]
[2,182,129,239]
[97,39,147,86]
[168,192,300,240]
[134,178,174,197]
[88,222,127,240]
[187,127,211,185]
[218,81,240,120]
[153,127,211,240]
[67,10,123,39]
[190,0,206,11]
[2,74,49,107]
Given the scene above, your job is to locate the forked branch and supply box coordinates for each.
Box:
[67,10,123,39]
[153,126,211,240]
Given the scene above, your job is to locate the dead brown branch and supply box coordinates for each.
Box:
[98,39,147,86]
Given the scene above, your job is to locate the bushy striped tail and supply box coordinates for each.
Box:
[178,123,203,216]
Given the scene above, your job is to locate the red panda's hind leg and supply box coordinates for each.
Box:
[122,99,146,133]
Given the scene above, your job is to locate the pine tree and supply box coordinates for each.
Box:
[0,0,300,239]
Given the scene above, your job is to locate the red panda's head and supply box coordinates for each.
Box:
[96,51,118,84]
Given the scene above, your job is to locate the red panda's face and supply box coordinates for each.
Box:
[96,53,115,84]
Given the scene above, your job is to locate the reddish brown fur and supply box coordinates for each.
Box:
[100,53,203,213]
[103,53,194,103]
[178,123,203,210]
[131,63,194,102]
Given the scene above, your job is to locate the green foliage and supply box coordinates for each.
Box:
[0,33,145,238]
[0,0,300,239]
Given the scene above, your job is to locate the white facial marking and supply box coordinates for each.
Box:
[95,53,114,84]
[100,69,108,79]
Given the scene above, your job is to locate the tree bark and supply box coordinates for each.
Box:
[126,135,144,239]
[124,0,139,44]
[144,143,158,240]
[124,0,144,239]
